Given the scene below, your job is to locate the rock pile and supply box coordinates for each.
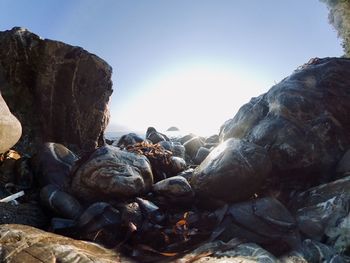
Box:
[1,27,350,262]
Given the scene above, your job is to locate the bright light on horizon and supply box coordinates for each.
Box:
[109,63,273,137]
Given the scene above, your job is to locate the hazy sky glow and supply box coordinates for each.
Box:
[0,0,343,136]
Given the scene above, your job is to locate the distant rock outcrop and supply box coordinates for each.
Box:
[0,27,113,154]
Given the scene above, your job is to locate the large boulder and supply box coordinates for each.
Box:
[0,92,21,153]
[0,27,113,154]
[190,138,272,202]
[0,224,135,263]
[71,145,154,203]
[220,58,350,187]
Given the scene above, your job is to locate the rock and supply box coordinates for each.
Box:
[40,184,83,220]
[205,134,219,144]
[289,176,350,253]
[146,127,169,144]
[168,156,187,176]
[217,197,300,252]
[32,142,78,190]
[166,126,180,131]
[336,149,350,178]
[220,58,350,188]
[179,240,277,263]
[0,92,21,153]
[159,140,186,159]
[153,175,194,202]
[190,138,272,202]
[14,157,33,190]
[113,133,143,148]
[71,145,153,203]
[0,27,112,154]
[183,136,204,159]
[0,224,135,263]
[194,146,211,164]
[281,239,349,263]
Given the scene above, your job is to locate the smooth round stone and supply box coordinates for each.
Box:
[71,145,153,203]
[153,175,194,200]
[183,136,204,159]
[194,146,211,165]
[190,138,272,202]
[0,93,21,153]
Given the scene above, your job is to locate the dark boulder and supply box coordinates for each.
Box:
[220,58,350,188]
[0,27,113,154]
[190,138,272,202]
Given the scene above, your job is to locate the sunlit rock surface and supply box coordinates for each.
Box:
[71,145,153,203]
[220,58,350,188]
[0,27,112,154]
[0,93,21,153]
[190,138,272,202]
[0,224,134,263]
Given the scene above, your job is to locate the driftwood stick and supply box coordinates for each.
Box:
[0,191,25,202]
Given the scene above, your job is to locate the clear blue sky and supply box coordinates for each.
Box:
[0,0,343,135]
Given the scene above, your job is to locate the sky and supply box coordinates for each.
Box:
[0,0,343,136]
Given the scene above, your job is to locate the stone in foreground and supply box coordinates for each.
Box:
[0,224,135,263]
[0,92,21,153]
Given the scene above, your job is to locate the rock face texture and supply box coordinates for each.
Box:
[0,27,113,154]
[0,224,134,263]
[0,92,21,153]
[220,58,350,187]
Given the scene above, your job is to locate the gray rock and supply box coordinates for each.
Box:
[220,58,350,187]
[280,239,349,263]
[71,145,153,203]
[179,240,277,263]
[336,149,350,178]
[113,133,143,148]
[33,142,78,190]
[146,127,169,144]
[183,136,204,159]
[153,175,194,201]
[159,140,186,159]
[289,176,350,253]
[0,224,135,263]
[217,197,300,251]
[0,27,112,154]
[168,156,187,176]
[190,138,272,202]
[0,92,21,153]
[194,146,211,164]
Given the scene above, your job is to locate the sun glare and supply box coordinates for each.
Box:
[117,63,269,136]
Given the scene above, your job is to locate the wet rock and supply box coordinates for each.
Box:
[120,201,143,230]
[40,184,83,220]
[135,197,165,224]
[194,146,211,164]
[77,202,121,237]
[113,133,143,148]
[190,138,272,202]
[153,175,194,202]
[0,27,112,154]
[146,127,169,144]
[166,126,180,131]
[0,202,48,228]
[336,149,350,178]
[168,156,187,176]
[14,157,33,190]
[159,140,186,159]
[220,58,350,188]
[281,239,349,263]
[71,145,153,203]
[0,224,135,263]
[183,136,204,159]
[32,142,78,190]
[289,176,350,253]
[0,92,21,153]
[205,134,219,144]
[217,197,300,252]
[179,240,277,263]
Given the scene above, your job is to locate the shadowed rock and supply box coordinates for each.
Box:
[220,58,350,188]
[0,27,113,154]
